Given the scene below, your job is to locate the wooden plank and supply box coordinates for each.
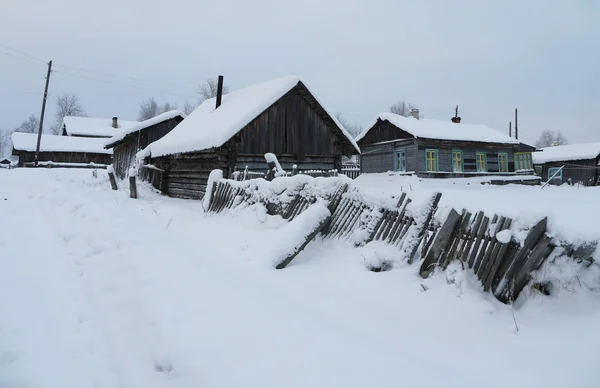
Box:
[380,210,399,242]
[365,208,386,244]
[460,212,484,265]
[419,208,461,278]
[329,199,358,237]
[476,216,506,280]
[510,235,555,301]
[407,192,442,264]
[334,201,362,238]
[481,218,512,291]
[468,216,490,269]
[322,197,350,237]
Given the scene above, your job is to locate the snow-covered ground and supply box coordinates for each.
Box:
[1,169,599,388]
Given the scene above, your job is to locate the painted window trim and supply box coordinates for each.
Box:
[548,167,563,181]
[394,149,407,172]
[451,149,464,173]
[514,152,532,170]
[498,152,509,172]
[476,152,487,172]
[425,148,439,172]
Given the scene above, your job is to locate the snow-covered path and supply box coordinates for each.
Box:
[1,169,599,388]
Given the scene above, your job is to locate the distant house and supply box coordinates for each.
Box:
[356,111,535,178]
[61,116,138,138]
[0,158,11,168]
[11,132,111,168]
[139,75,360,199]
[104,110,186,179]
[532,143,600,186]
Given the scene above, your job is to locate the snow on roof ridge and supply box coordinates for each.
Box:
[146,75,359,158]
[11,132,112,154]
[62,116,139,137]
[532,142,600,164]
[355,112,519,145]
[104,110,186,148]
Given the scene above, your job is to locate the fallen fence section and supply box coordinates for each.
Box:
[205,172,597,305]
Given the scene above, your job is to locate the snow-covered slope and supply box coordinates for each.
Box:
[0,169,599,388]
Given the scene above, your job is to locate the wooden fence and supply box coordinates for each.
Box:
[205,175,595,305]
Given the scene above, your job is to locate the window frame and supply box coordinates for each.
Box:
[476,152,487,172]
[425,149,438,172]
[498,152,509,173]
[394,149,407,172]
[452,150,464,173]
[548,167,563,182]
[514,152,532,171]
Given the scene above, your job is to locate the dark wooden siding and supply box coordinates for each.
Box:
[17,151,111,167]
[542,158,599,186]
[111,117,183,179]
[360,139,416,173]
[357,119,413,147]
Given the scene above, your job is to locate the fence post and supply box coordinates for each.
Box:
[107,165,118,190]
[129,167,137,199]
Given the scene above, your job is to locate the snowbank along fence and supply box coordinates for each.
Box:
[204,172,596,304]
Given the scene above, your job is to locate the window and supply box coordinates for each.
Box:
[548,167,563,183]
[498,153,508,172]
[514,152,533,171]
[425,149,438,172]
[452,150,463,172]
[394,150,406,172]
[476,152,487,172]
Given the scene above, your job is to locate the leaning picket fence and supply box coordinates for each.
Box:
[204,172,597,305]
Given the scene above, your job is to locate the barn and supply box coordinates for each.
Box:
[104,110,186,179]
[61,116,138,138]
[11,132,111,168]
[356,111,534,178]
[532,143,600,186]
[139,75,360,199]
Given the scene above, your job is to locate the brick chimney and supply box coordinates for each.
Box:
[112,117,118,128]
[451,116,461,123]
[409,108,420,120]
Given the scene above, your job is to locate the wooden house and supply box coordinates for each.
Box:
[104,110,185,179]
[139,75,360,199]
[11,132,112,168]
[356,112,533,178]
[532,143,600,186]
[0,158,11,168]
[61,116,138,138]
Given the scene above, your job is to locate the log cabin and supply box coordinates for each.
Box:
[139,75,360,199]
[532,143,600,186]
[357,111,535,178]
[11,132,111,168]
[104,110,186,179]
[61,116,138,138]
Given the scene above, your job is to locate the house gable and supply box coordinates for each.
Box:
[357,119,415,147]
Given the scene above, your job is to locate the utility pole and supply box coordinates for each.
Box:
[514,108,518,140]
[509,121,512,137]
[34,60,52,167]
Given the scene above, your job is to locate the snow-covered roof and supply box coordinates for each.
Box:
[356,112,520,145]
[62,116,138,138]
[11,132,112,154]
[532,143,600,164]
[104,110,186,148]
[146,75,360,158]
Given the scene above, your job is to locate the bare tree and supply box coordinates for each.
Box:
[0,129,13,158]
[335,113,363,138]
[535,130,568,148]
[14,115,40,134]
[183,100,196,115]
[197,78,229,105]
[138,97,179,120]
[160,101,177,113]
[52,93,86,134]
[389,101,418,117]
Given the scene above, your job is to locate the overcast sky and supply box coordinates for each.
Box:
[1,0,598,146]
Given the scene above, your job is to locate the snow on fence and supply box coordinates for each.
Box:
[204,172,597,305]
[340,163,361,179]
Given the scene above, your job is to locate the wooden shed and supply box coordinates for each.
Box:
[104,110,185,179]
[532,143,600,186]
[139,75,360,199]
[356,112,534,178]
[11,132,112,168]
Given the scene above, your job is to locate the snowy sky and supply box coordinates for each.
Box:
[1,0,599,146]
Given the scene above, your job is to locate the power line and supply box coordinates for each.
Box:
[2,91,45,95]
[53,70,197,99]
[0,49,43,66]
[54,63,196,90]
[0,43,47,64]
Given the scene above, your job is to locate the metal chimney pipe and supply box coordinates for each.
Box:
[215,75,224,109]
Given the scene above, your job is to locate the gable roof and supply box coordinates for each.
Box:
[146,75,360,158]
[62,116,138,138]
[532,143,600,164]
[356,112,520,145]
[11,132,112,154]
[104,110,186,148]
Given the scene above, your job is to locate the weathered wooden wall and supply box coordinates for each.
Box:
[541,159,599,186]
[357,119,413,146]
[360,139,416,173]
[112,117,183,179]
[17,151,111,167]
